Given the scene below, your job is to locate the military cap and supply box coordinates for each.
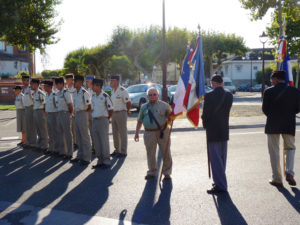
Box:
[31,78,40,84]
[86,75,95,81]
[93,78,104,86]
[55,77,65,84]
[65,73,74,79]
[51,76,58,80]
[74,75,84,82]
[110,74,120,81]
[211,74,223,83]
[13,85,23,90]
[43,80,53,87]
[271,70,286,81]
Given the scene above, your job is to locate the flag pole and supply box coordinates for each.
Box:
[159,120,173,184]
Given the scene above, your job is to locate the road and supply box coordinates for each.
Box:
[0,109,299,225]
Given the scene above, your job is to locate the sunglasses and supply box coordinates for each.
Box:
[148,93,157,97]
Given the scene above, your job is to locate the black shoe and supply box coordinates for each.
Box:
[110,151,119,157]
[17,142,23,146]
[70,158,80,163]
[117,153,127,158]
[92,163,104,169]
[80,160,90,166]
[44,150,52,155]
[145,175,155,180]
[207,187,227,194]
[63,155,72,160]
[163,175,172,180]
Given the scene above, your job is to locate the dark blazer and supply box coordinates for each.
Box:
[201,87,233,142]
[262,83,300,136]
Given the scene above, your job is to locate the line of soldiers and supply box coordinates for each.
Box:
[14,73,131,168]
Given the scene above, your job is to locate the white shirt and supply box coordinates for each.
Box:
[45,92,57,113]
[111,85,130,111]
[22,86,33,107]
[92,91,113,118]
[88,88,94,97]
[56,89,73,112]
[33,89,46,110]
[66,85,76,95]
[15,93,24,109]
[73,87,91,112]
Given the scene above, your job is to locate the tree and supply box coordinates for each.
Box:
[0,0,60,53]
[63,48,88,75]
[41,69,64,78]
[108,55,134,80]
[255,67,273,85]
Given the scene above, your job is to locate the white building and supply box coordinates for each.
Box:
[0,41,30,76]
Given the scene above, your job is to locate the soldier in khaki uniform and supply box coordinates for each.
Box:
[86,75,95,152]
[65,73,77,149]
[110,75,131,157]
[44,80,59,155]
[71,75,92,165]
[55,77,74,160]
[31,79,48,151]
[22,74,37,148]
[91,78,114,169]
[13,85,26,146]
[134,87,172,180]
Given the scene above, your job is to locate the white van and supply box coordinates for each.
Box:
[223,77,236,94]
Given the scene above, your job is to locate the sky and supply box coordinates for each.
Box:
[36,0,274,73]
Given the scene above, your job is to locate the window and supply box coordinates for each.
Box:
[0,41,5,51]
[14,61,18,69]
[235,65,242,72]
[253,66,258,70]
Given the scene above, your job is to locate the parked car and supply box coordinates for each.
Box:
[223,77,236,94]
[252,84,268,92]
[238,84,251,92]
[127,83,172,111]
[168,85,177,105]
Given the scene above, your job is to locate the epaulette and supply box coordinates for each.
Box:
[120,87,125,91]
[103,92,108,97]
[82,88,87,93]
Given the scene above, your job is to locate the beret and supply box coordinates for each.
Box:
[65,73,74,79]
[21,74,30,79]
[110,74,120,81]
[43,80,53,86]
[13,85,23,90]
[211,74,223,83]
[55,77,64,84]
[74,75,84,82]
[92,78,104,86]
[86,75,95,81]
[31,78,40,84]
[271,70,286,81]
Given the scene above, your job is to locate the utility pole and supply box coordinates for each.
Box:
[162,0,168,102]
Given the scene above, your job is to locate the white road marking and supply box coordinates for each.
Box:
[230,129,300,136]
[0,136,20,141]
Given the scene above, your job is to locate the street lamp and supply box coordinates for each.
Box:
[161,0,168,102]
[259,31,268,97]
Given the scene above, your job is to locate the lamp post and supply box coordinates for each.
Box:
[259,31,268,98]
[161,0,168,102]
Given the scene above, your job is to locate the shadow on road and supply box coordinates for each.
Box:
[39,157,125,224]
[277,187,300,214]
[212,193,247,225]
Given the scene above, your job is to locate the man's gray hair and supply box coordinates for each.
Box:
[147,87,159,95]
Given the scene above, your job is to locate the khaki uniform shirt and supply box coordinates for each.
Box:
[111,86,130,111]
[73,87,91,112]
[92,91,114,118]
[45,92,57,113]
[23,86,34,107]
[137,100,171,130]
[56,89,73,112]
[33,89,46,110]
[15,93,24,109]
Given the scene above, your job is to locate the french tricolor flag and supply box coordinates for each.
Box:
[278,38,294,86]
[169,36,206,128]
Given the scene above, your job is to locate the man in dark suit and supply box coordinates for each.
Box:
[202,75,233,194]
[263,70,300,187]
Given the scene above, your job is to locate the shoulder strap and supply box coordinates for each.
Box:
[147,104,161,130]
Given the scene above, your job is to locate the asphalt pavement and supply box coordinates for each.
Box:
[0,108,299,225]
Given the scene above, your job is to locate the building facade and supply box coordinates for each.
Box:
[0,41,31,76]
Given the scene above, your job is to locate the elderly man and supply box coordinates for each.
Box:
[263,70,300,187]
[110,74,131,157]
[201,75,233,194]
[134,87,172,180]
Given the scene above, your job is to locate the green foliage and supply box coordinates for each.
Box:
[255,67,273,85]
[0,104,16,111]
[108,55,134,80]
[0,0,61,53]
[41,69,64,78]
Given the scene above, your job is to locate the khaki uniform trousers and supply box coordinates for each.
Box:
[144,127,172,176]
[75,111,92,162]
[57,111,73,156]
[46,112,59,153]
[112,111,128,154]
[88,111,94,148]
[267,134,296,182]
[71,117,76,145]
[24,106,37,146]
[92,118,111,166]
[33,109,48,149]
